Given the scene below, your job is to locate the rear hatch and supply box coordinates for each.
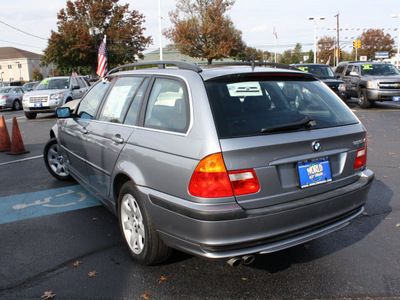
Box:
[205,71,367,209]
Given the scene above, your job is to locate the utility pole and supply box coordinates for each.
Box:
[334,12,340,66]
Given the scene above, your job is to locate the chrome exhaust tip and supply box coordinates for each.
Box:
[227,257,243,267]
[242,255,255,265]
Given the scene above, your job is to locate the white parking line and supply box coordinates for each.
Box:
[0,155,43,166]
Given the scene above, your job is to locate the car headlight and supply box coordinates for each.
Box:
[338,83,346,92]
[50,93,63,101]
[367,80,379,89]
[23,94,29,101]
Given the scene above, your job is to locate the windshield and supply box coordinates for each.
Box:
[205,76,358,138]
[36,78,70,90]
[297,65,335,79]
[361,64,400,76]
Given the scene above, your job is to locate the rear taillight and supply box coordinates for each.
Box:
[228,169,259,196]
[354,147,367,169]
[188,153,260,198]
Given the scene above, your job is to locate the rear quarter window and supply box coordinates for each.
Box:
[144,78,189,133]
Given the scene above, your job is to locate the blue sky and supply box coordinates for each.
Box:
[0,0,399,55]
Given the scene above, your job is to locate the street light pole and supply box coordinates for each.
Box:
[391,14,400,68]
[308,16,325,63]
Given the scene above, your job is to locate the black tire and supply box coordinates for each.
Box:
[118,181,172,265]
[358,89,372,108]
[24,112,37,119]
[12,100,21,111]
[43,138,73,181]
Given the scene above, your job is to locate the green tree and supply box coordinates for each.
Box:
[280,49,292,64]
[236,46,267,62]
[357,29,395,60]
[306,50,314,63]
[164,0,244,65]
[42,0,152,75]
[291,43,302,63]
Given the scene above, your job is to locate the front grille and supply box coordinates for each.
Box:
[378,82,400,90]
[29,96,48,103]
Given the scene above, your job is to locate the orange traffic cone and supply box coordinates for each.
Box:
[7,117,30,155]
[0,115,11,152]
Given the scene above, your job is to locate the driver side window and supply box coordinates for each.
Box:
[76,81,110,119]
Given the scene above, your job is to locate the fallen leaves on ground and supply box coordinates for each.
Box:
[41,291,56,299]
[73,261,83,267]
[157,276,167,284]
[88,270,99,278]
[140,291,152,300]
[396,224,400,228]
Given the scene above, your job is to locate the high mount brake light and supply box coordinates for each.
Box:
[188,153,260,198]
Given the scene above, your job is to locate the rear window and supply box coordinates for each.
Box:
[205,76,358,138]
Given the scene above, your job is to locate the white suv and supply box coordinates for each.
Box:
[22,76,90,119]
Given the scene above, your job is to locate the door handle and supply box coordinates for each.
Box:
[111,135,124,144]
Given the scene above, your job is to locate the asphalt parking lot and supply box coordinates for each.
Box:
[0,99,399,299]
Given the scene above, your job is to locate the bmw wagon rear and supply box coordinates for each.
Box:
[151,67,374,263]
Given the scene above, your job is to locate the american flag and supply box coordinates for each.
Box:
[96,36,108,78]
[273,27,278,39]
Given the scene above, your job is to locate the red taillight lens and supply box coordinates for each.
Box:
[228,169,260,196]
[354,147,367,169]
[188,153,260,198]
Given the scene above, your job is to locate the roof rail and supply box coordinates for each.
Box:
[209,62,299,71]
[107,60,202,76]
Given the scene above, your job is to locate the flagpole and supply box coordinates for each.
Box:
[158,0,163,60]
[273,27,277,63]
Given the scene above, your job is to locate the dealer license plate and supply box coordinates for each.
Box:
[393,97,400,102]
[298,158,332,189]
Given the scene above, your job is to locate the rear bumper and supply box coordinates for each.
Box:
[140,169,374,259]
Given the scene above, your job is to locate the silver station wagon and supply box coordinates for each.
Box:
[46,61,374,266]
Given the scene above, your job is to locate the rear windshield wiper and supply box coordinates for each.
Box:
[261,116,316,133]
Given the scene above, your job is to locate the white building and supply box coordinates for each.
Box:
[383,54,400,67]
[0,47,54,83]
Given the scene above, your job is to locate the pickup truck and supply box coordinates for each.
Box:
[334,61,400,108]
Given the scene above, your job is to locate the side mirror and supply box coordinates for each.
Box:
[72,85,80,90]
[56,107,71,118]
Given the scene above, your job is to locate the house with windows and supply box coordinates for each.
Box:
[0,47,54,83]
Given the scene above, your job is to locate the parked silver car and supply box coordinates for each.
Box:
[0,86,25,110]
[22,76,90,119]
[46,61,374,266]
